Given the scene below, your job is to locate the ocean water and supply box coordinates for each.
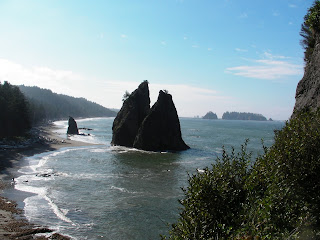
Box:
[12,117,284,239]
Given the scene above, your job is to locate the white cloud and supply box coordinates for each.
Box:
[226,53,303,80]
[208,48,213,51]
[120,34,128,38]
[289,4,297,8]
[235,48,248,52]
[226,60,302,80]
[183,36,188,40]
[161,41,167,46]
[192,44,199,48]
[0,58,234,117]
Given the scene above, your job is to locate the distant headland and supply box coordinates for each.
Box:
[222,111,268,121]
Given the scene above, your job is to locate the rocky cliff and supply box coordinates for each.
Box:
[111,81,150,147]
[67,117,79,135]
[293,33,320,117]
[133,90,190,151]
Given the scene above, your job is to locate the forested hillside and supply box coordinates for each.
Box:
[0,82,31,137]
[19,85,117,124]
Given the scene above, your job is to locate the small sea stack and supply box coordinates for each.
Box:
[67,116,79,135]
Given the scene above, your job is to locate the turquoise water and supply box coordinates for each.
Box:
[14,118,284,239]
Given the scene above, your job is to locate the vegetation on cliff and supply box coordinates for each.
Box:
[222,111,267,121]
[163,109,320,239]
[163,2,320,238]
[300,0,320,62]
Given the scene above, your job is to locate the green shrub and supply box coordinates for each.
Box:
[163,110,320,239]
[162,140,252,240]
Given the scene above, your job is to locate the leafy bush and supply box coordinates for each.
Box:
[162,140,252,239]
[163,110,320,239]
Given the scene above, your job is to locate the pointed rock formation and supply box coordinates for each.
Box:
[133,90,190,151]
[67,117,79,135]
[111,81,150,147]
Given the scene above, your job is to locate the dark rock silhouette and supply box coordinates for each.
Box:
[133,90,190,151]
[111,81,150,147]
[292,33,320,117]
[202,111,218,120]
[67,117,79,135]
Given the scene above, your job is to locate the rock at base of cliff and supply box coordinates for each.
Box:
[67,117,79,135]
[133,90,190,151]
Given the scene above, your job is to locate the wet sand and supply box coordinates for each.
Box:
[0,123,95,239]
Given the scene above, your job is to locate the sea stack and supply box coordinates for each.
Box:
[111,81,189,151]
[67,116,79,135]
[111,80,150,147]
[133,90,190,151]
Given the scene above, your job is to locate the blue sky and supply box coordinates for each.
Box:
[0,0,314,120]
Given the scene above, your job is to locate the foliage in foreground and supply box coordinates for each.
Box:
[162,110,320,239]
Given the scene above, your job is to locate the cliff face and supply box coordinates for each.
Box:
[111,81,150,147]
[133,90,190,151]
[293,33,320,117]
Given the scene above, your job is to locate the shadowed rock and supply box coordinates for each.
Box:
[133,90,190,151]
[67,117,79,135]
[292,33,320,117]
[111,81,150,147]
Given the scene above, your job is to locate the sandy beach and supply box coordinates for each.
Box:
[0,123,94,239]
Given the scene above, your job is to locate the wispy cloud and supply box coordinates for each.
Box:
[120,34,128,39]
[208,48,213,51]
[226,53,303,80]
[192,44,199,48]
[235,48,248,52]
[239,12,248,18]
[289,4,297,8]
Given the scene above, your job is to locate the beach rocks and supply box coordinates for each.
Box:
[133,90,190,151]
[67,117,79,135]
[111,81,150,147]
[111,82,190,151]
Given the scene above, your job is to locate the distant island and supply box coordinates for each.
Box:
[202,111,218,120]
[222,111,267,121]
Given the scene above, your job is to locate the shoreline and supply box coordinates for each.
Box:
[0,123,96,239]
